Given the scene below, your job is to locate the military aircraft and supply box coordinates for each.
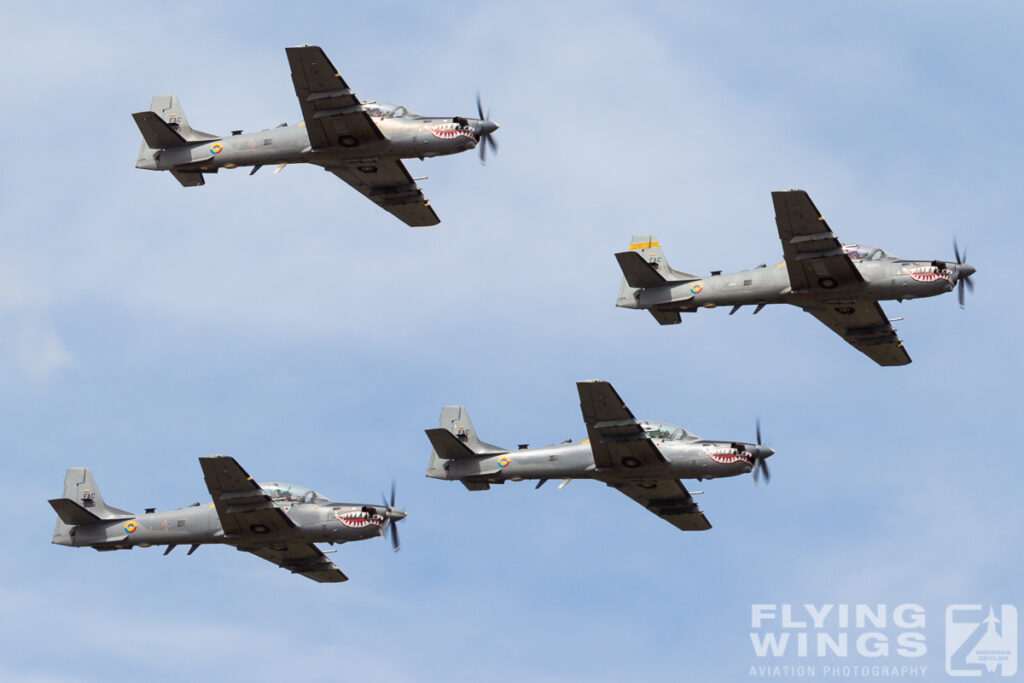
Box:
[132,44,499,227]
[425,380,773,532]
[49,456,406,583]
[614,189,976,366]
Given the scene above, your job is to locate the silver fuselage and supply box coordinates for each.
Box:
[54,499,387,551]
[135,115,480,173]
[427,437,762,487]
[618,257,959,313]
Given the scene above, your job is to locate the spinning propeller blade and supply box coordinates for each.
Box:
[475,93,499,164]
[953,238,975,309]
[751,418,772,485]
[379,480,403,552]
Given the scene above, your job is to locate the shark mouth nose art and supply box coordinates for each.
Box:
[706,449,753,466]
[335,509,384,528]
[904,266,954,284]
[430,122,476,140]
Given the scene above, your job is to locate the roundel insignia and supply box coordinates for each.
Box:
[209,143,223,155]
[123,521,138,534]
[497,456,511,468]
[690,282,704,294]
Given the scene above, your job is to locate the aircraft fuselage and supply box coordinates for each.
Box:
[56,499,388,551]
[428,438,765,487]
[618,257,958,313]
[135,115,482,174]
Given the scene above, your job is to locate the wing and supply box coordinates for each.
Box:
[772,190,862,292]
[286,45,440,227]
[324,162,440,227]
[803,301,912,366]
[577,380,665,469]
[236,542,348,583]
[609,479,711,532]
[199,455,296,537]
[285,45,383,151]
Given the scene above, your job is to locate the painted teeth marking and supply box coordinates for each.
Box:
[905,267,953,284]
[334,510,384,529]
[430,124,475,141]
[706,449,753,466]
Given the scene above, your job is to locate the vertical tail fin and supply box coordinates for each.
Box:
[621,235,698,282]
[147,95,218,142]
[134,95,218,182]
[425,406,506,480]
[438,406,506,453]
[616,234,698,308]
[51,467,133,544]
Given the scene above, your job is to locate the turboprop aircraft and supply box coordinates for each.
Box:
[132,44,499,227]
[425,380,773,532]
[49,456,406,583]
[614,189,976,366]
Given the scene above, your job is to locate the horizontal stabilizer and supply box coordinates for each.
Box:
[615,251,668,288]
[425,428,481,460]
[132,111,190,149]
[170,170,205,187]
[49,498,103,525]
[650,310,681,325]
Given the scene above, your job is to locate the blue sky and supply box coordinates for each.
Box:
[1,2,1021,681]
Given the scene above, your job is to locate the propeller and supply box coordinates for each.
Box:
[750,418,773,485]
[475,93,499,164]
[379,480,406,552]
[952,239,975,309]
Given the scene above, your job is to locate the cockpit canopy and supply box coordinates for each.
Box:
[361,101,418,119]
[842,243,893,261]
[640,420,690,441]
[260,482,330,505]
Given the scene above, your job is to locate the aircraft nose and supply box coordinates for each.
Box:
[478,120,499,136]
[958,264,976,278]
[388,508,407,521]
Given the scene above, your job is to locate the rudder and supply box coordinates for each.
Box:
[53,468,132,520]
[51,467,134,545]
[147,95,219,142]
[616,234,699,308]
[425,406,506,480]
[621,235,698,283]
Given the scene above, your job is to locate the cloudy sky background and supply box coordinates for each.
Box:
[1,2,1021,680]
